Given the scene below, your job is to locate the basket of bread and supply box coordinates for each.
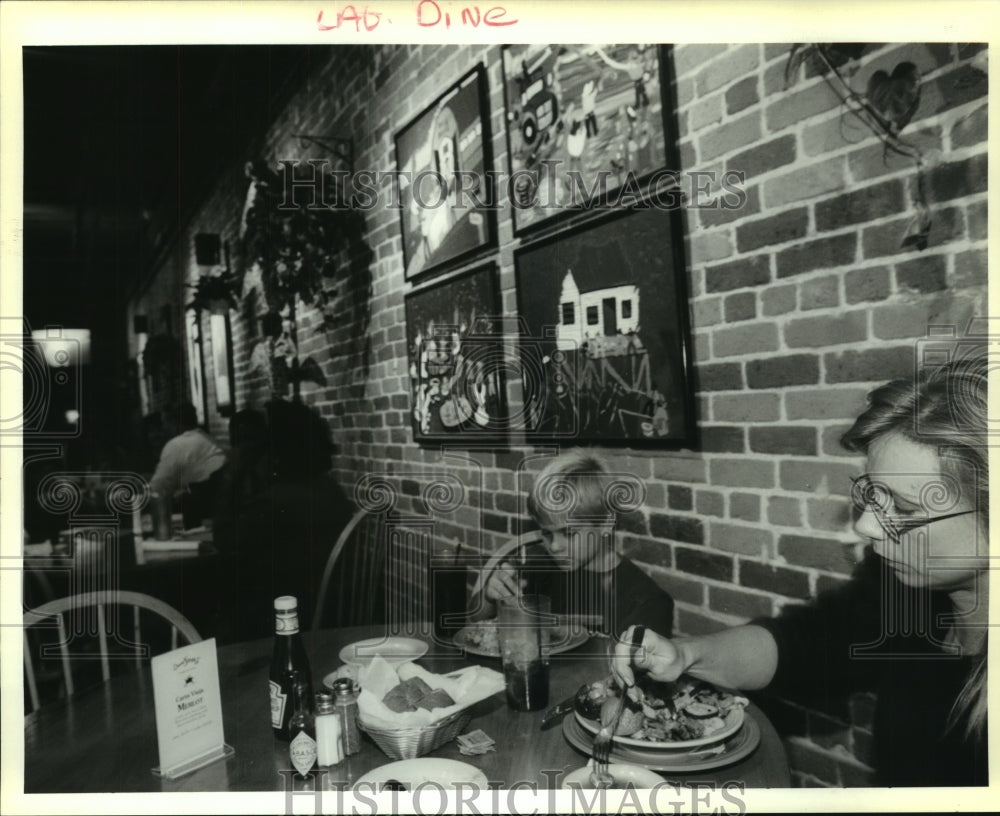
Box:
[356,656,505,759]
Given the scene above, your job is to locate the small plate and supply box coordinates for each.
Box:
[339,636,429,667]
[353,758,488,790]
[562,763,664,789]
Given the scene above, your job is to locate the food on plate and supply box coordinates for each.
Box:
[575,676,748,743]
[463,620,501,654]
[381,676,456,713]
[599,697,644,736]
[459,619,572,656]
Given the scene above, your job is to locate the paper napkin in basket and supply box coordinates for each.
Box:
[357,656,504,729]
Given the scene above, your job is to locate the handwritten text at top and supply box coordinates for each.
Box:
[316,2,518,33]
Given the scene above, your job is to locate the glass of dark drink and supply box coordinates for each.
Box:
[497,594,551,711]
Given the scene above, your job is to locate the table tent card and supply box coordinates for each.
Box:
[150,638,234,778]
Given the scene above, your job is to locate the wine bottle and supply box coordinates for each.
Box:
[269,595,313,741]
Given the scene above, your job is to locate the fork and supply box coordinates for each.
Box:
[590,625,645,787]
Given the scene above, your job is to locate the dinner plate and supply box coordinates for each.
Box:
[562,709,761,773]
[574,705,745,750]
[452,619,589,658]
[339,637,429,667]
[353,758,488,790]
[562,763,664,789]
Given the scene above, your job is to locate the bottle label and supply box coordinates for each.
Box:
[289,730,317,776]
[275,614,299,635]
[269,680,287,730]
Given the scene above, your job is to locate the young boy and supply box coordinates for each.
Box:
[472,449,674,637]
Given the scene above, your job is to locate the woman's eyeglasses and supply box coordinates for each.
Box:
[849,474,976,542]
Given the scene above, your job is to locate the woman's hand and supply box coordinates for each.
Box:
[484,563,525,602]
[612,625,687,687]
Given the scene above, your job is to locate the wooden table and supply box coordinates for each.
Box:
[22,530,221,638]
[24,625,790,792]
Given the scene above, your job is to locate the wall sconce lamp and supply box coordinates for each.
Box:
[292,134,354,174]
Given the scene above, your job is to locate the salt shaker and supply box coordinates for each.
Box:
[315,691,343,767]
[332,678,360,755]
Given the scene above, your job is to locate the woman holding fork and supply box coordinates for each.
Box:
[613,355,988,786]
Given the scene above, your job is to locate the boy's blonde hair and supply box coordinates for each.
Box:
[526,449,615,529]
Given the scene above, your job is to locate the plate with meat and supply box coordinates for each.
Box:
[452,617,589,657]
[573,676,748,750]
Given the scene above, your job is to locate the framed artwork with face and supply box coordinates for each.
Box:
[404,263,508,444]
[501,44,672,235]
[395,63,497,280]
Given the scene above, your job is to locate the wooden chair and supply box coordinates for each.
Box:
[311,509,388,635]
[23,590,201,713]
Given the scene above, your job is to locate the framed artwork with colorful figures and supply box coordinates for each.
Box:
[514,206,695,446]
[395,64,497,280]
[404,263,509,444]
[500,44,673,235]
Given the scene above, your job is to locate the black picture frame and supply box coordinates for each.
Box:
[513,205,695,446]
[395,64,497,281]
[404,263,509,445]
[501,44,673,235]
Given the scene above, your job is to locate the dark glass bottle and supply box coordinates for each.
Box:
[269,595,313,741]
[288,675,317,778]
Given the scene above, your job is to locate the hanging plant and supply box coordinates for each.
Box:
[186,268,241,313]
[240,158,361,328]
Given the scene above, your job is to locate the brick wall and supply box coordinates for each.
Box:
[130,43,987,787]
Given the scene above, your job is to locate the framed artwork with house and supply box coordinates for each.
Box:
[404,263,509,445]
[500,44,673,235]
[395,63,497,281]
[514,205,695,446]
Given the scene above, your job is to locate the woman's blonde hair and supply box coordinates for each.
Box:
[841,351,989,742]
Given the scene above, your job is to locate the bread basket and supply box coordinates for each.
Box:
[359,709,472,760]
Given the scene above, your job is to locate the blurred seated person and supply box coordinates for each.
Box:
[216,399,351,643]
[149,402,226,530]
[470,449,674,637]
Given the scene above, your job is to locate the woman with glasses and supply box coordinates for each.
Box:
[472,449,675,637]
[613,355,988,786]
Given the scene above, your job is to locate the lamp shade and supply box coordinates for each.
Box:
[31,328,91,367]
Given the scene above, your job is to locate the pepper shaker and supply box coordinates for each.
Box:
[332,678,360,755]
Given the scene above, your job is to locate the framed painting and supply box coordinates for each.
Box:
[405,263,508,445]
[395,64,497,280]
[501,44,672,234]
[514,206,695,446]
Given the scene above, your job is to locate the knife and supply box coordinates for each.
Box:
[540,687,583,730]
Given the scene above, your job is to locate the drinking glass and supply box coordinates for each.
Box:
[496,594,551,711]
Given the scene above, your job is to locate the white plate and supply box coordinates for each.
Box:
[353,758,488,790]
[339,637,429,667]
[562,763,664,789]
[575,705,744,750]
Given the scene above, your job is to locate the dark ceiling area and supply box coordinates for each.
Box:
[21,45,318,456]
[22,45,316,332]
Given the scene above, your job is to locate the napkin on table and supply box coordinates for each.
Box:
[357,655,505,729]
